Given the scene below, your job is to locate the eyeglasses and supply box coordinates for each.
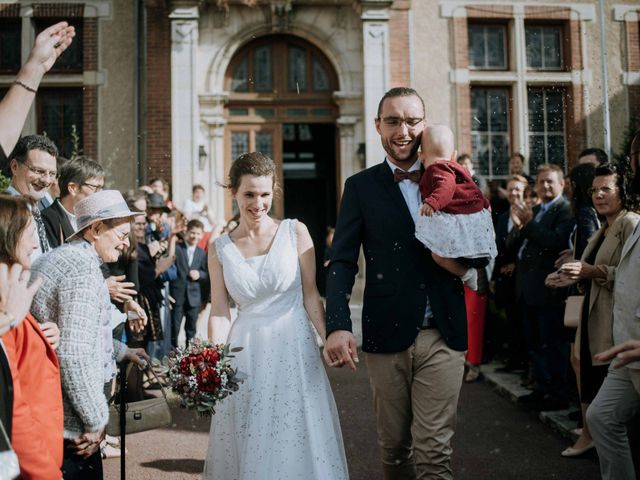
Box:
[82,182,104,192]
[588,185,618,196]
[112,229,130,243]
[378,116,424,129]
[23,162,57,180]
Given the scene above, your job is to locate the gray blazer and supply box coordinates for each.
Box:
[613,221,640,370]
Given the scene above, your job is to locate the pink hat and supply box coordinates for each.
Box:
[66,190,137,241]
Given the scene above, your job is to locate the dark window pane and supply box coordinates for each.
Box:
[35,18,83,72]
[547,134,565,166]
[253,45,272,92]
[312,57,329,91]
[471,87,510,178]
[255,131,273,158]
[468,25,486,68]
[468,24,506,69]
[527,90,544,131]
[231,132,248,159]
[528,135,546,172]
[288,45,307,91]
[0,19,21,73]
[546,91,564,131]
[528,87,566,171]
[38,88,83,158]
[231,57,248,92]
[526,25,563,70]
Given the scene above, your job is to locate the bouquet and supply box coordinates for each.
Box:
[165,338,246,416]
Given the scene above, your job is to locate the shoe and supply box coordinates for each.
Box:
[101,443,121,459]
[464,365,481,383]
[104,434,120,448]
[570,428,583,436]
[461,269,478,291]
[561,442,594,457]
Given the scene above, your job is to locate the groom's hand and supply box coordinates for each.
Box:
[325,330,359,371]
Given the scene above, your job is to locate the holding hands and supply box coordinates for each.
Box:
[324,330,359,370]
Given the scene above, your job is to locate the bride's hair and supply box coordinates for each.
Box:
[224,152,278,193]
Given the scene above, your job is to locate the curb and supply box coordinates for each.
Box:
[481,363,580,441]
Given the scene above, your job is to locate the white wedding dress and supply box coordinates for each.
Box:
[203,219,349,480]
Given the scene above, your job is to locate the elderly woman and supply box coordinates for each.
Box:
[547,162,640,458]
[0,195,62,479]
[29,190,148,480]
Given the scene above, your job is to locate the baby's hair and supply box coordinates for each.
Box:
[421,124,455,160]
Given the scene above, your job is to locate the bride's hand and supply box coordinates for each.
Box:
[322,345,341,367]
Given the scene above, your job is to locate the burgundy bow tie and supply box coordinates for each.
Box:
[393,169,422,183]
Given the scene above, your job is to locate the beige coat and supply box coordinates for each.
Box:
[576,210,640,365]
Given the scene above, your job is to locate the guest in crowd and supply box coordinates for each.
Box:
[149,177,174,210]
[4,134,59,257]
[507,153,534,185]
[29,190,148,480]
[457,153,488,195]
[507,164,575,411]
[37,155,67,211]
[547,163,639,457]
[490,175,529,372]
[41,156,105,248]
[578,148,608,167]
[586,131,640,480]
[0,195,63,479]
[170,219,208,348]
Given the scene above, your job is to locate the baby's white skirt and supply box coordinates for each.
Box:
[415,208,497,259]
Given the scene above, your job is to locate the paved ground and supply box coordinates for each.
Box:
[104,350,601,480]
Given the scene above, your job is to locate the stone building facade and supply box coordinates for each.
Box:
[1,0,639,249]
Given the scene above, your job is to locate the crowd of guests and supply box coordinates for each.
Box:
[0,22,229,479]
[461,140,640,478]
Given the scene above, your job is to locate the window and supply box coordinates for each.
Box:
[468,24,507,69]
[528,87,565,171]
[0,19,21,73]
[37,88,83,158]
[525,25,563,70]
[34,18,84,73]
[231,132,249,160]
[470,87,510,177]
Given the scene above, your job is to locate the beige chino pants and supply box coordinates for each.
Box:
[365,329,465,480]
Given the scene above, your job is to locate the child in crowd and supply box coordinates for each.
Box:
[415,125,497,290]
[169,219,209,348]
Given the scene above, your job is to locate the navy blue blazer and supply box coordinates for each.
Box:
[326,161,467,353]
[170,242,209,307]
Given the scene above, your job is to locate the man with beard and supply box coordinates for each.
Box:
[325,87,467,479]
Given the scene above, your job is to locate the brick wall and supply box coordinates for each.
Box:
[144,3,172,184]
[389,0,410,87]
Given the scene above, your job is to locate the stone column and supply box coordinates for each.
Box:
[170,3,199,209]
[336,116,358,183]
[361,1,392,168]
[200,93,229,225]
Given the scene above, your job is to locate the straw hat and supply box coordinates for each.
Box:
[66,190,137,241]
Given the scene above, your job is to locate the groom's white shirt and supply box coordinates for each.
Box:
[385,157,434,326]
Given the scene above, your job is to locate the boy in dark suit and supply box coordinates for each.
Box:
[170,219,208,348]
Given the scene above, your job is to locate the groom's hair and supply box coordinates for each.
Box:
[376,87,425,119]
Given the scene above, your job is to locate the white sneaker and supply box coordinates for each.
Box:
[461,269,478,291]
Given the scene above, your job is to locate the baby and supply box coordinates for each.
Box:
[415,125,497,290]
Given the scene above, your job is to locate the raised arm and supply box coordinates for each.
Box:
[0,22,75,155]
[207,243,232,344]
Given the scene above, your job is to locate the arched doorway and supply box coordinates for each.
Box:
[224,34,339,293]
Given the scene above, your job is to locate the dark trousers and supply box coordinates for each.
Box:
[62,443,103,480]
[521,303,569,400]
[171,301,199,348]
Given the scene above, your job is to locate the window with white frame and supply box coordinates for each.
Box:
[527,87,566,171]
[470,87,511,177]
[468,23,508,70]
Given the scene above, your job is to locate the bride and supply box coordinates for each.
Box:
[204,152,349,479]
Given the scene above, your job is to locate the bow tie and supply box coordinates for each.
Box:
[393,169,422,183]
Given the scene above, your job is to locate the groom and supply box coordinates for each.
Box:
[325,87,467,479]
